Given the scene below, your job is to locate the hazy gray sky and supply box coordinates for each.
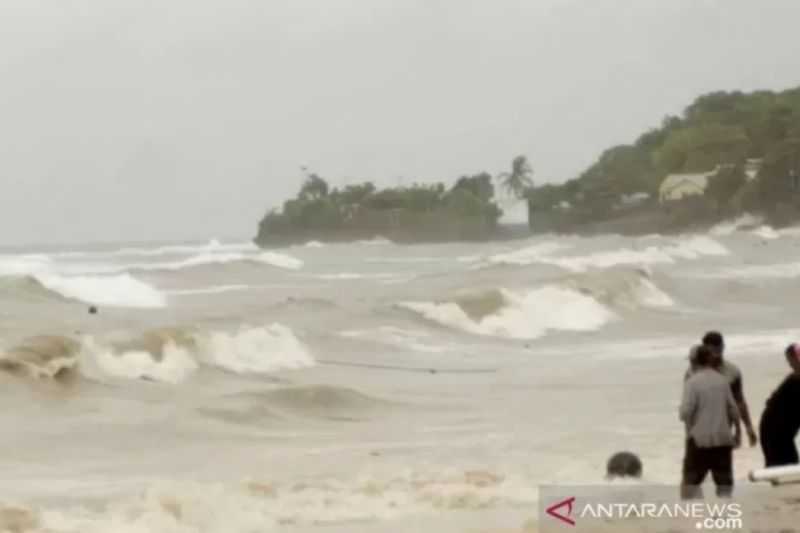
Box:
[1,0,799,245]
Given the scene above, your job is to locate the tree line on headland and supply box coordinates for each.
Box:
[256,86,800,244]
[255,156,534,246]
[527,86,800,233]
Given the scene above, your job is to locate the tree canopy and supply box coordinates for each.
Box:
[526,86,800,221]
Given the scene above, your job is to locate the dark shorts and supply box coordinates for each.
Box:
[681,438,733,499]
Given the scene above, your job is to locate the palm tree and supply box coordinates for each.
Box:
[498,155,534,198]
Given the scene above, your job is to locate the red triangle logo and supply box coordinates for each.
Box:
[546,496,576,526]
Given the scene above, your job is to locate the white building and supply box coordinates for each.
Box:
[659,169,717,203]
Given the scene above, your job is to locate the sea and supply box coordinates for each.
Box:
[0,214,795,532]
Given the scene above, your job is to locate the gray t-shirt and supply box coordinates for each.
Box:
[686,356,744,403]
[680,368,740,448]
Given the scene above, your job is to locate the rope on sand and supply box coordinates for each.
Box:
[316,359,497,374]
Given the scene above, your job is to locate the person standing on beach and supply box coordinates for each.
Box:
[686,331,758,448]
[680,345,740,499]
[759,343,800,467]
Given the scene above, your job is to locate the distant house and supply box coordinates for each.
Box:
[658,167,719,203]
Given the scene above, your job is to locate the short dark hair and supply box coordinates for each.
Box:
[694,345,715,367]
[785,344,796,359]
[702,331,724,349]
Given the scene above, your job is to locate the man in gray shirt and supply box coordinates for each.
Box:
[686,331,757,448]
[680,345,740,499]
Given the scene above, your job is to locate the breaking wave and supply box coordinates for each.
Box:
[397,270,672,340]
[399,287,616,340]
[130,251,303,272]
[0,324,313,384]
[36,273,167,308]
[710,214,763,235]
[53,239,259,258]
[487,236,728,272]
[5,468,534,532]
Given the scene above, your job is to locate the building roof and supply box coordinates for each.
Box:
[659,172,711,195]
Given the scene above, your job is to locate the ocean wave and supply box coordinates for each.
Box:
[397,270,673,340]
[357,236,393,246]
[197,324,314,374]
[0,324,314,385]
[0,255,52,277]
[340,326,451,353]
[751,225,779,240]
[487,236,728,272]
[0,335,81,381]
[130,250,304,272]
[487,241,570,266]
[399,286,616,340]
[16,468,534,532]
[55,239,259,258]
[35,273,167,308]
[710,214,763,236]
[565,269,675,310]
[690,261,800,281]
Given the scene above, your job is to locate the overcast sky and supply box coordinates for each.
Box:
[1,0,799,245]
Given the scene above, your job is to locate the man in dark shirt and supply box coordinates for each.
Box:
[687,331,758,448]
[759,343,800,467]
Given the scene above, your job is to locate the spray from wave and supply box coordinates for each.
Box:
[487,236,728,272]
[398,270,673,340]
[0,325,314,384]
[400,286,616,340]
[35,273,167,308]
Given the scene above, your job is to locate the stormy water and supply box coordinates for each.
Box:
[0,215,796,532]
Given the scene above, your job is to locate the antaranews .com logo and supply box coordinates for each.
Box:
[539,486,747,532]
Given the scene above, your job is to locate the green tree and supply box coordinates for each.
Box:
[498,155,534,198]
[705,165,747,213]
[299,174,329,200]
[452,172,495,202]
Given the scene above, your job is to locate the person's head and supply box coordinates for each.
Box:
[785,343,800,374]
[693,345,715,368]
[606,451,643,480]
[702,331,725,361]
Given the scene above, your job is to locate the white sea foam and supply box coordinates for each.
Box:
[197,324,314,374]
[401,287,615,340]
[487,241,569,266]
[710,214,763,236]
[29,469,535,533]
[132,251,304,272]
[751,225,780,240]
[691,261,800,280]
[78,324,312,383]
[542,236,728,272]
[35,273,167,308]
[80,337,198,384]
[484,236,727,272]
